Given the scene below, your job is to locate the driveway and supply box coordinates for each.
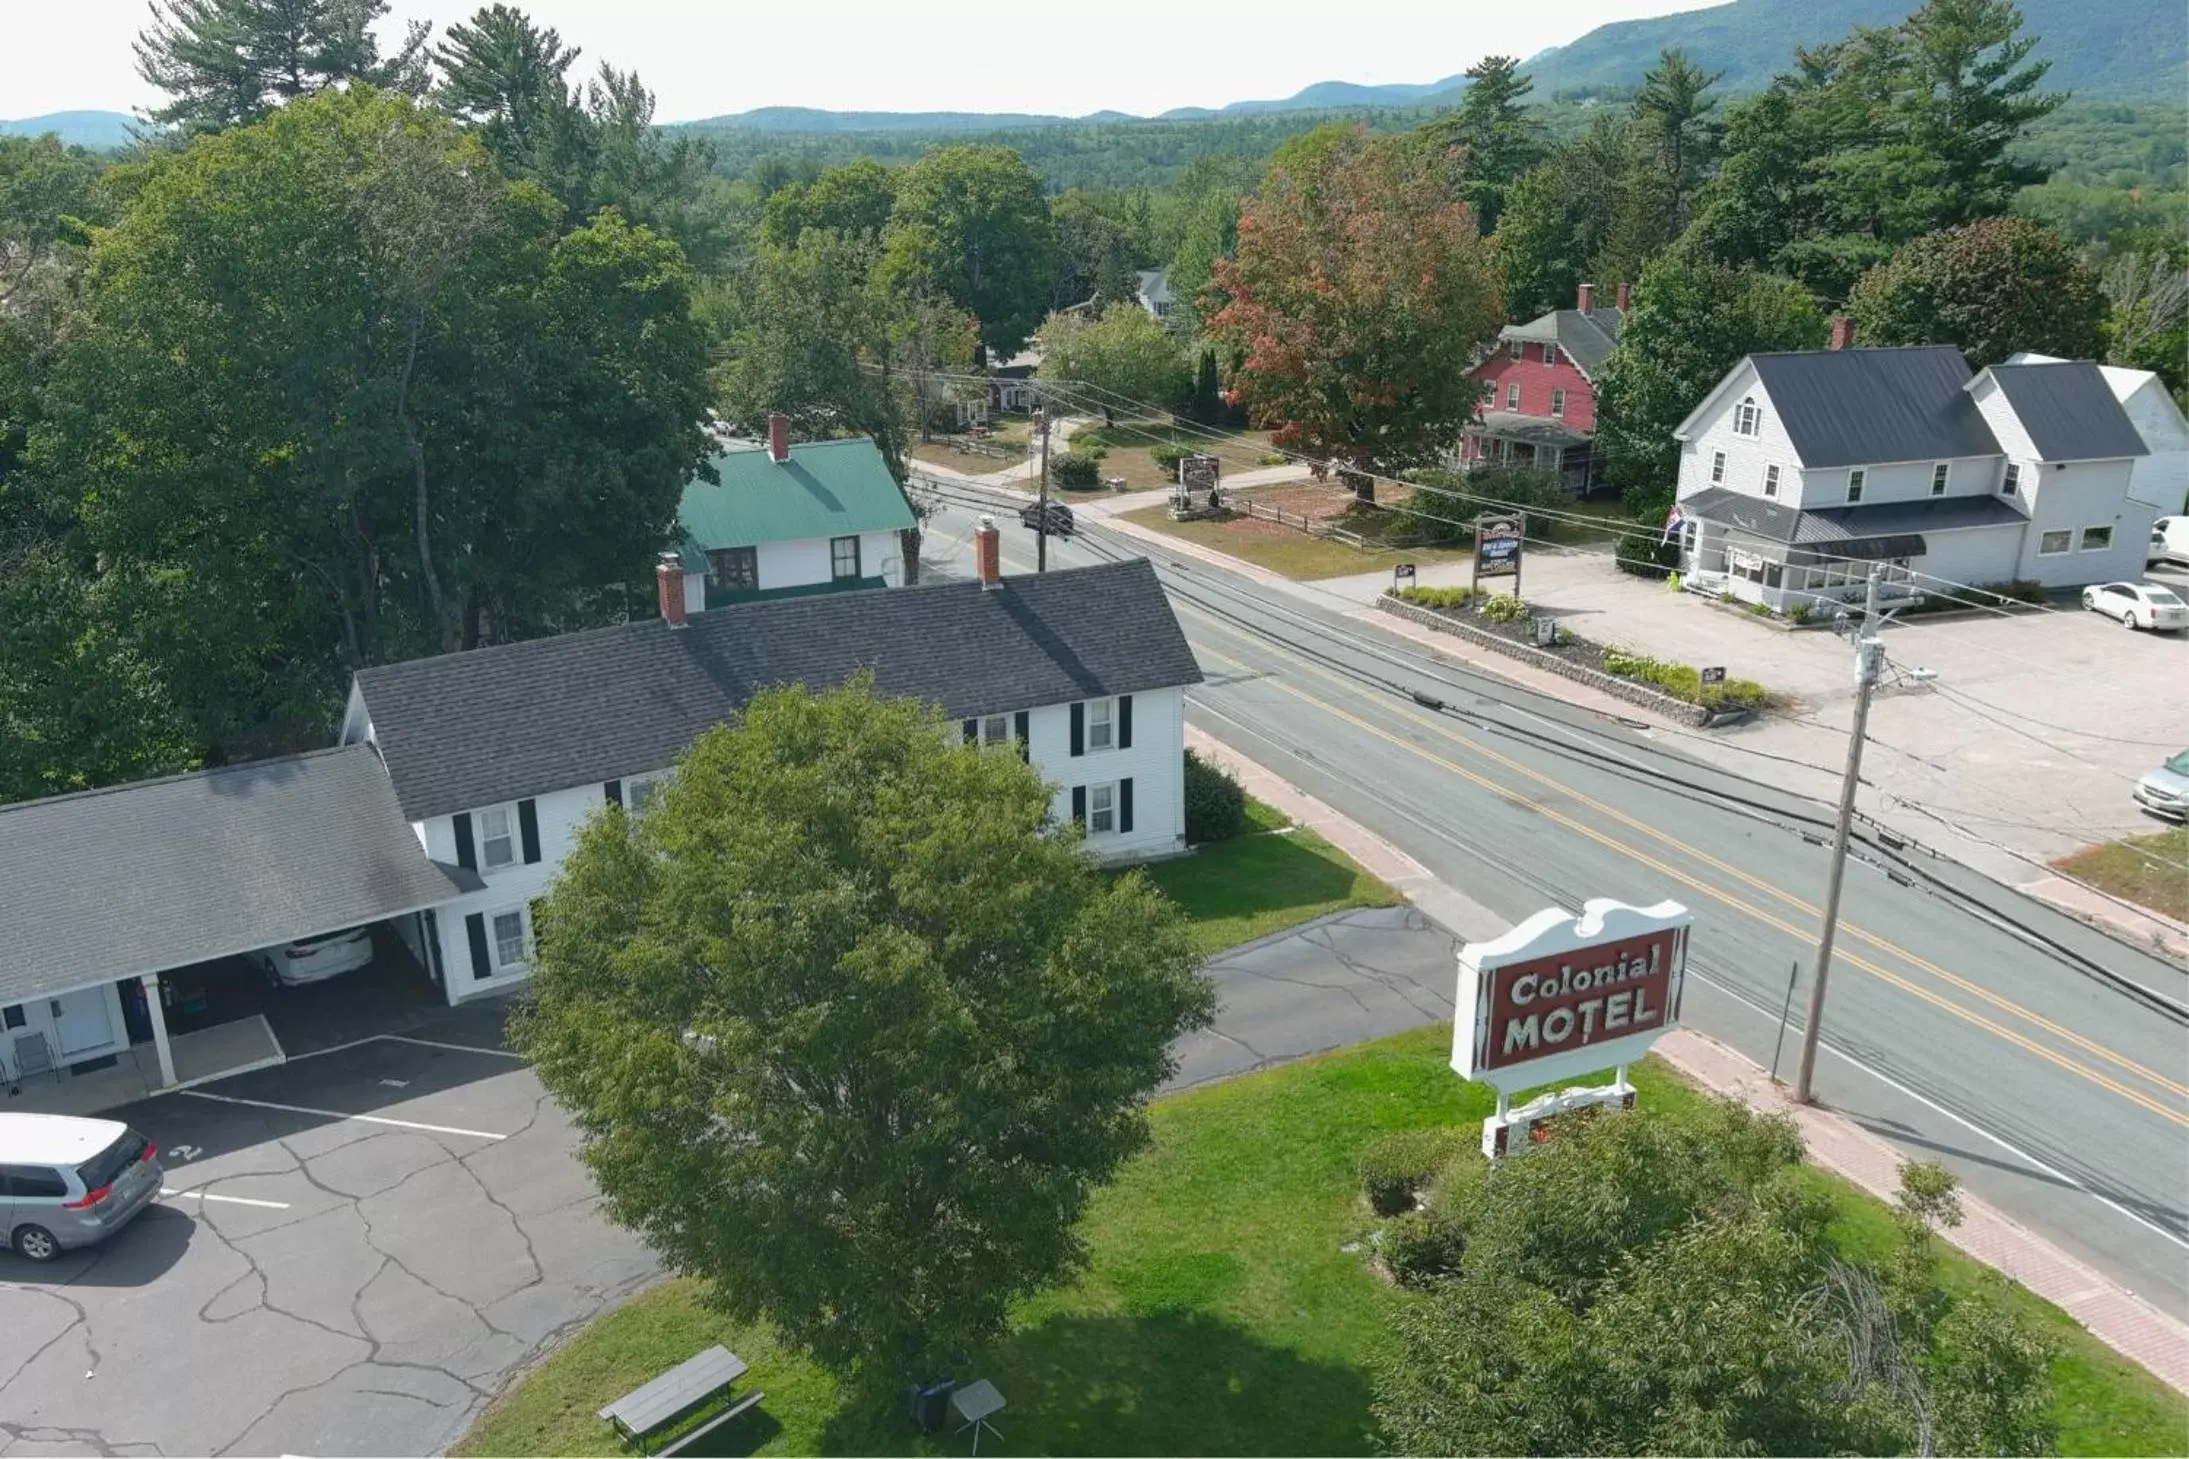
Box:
[0,1001,654,1458]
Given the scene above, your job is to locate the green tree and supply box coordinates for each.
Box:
[1492,116,1636,320]
[761,158,896,247]
[1631,48,1723,241]
[135,0,430,134]
[883,146,1057,357]
[1594,248,1828,515]
[1424,55,1541,234]
[2101,247,2189,400]
[1849,217,2105,368]
[1036,303,1190,408]
[1166,187,1240,331]
[512,678,1215,1380]
[1050,188,1152,309]
[430,5,590,204]
[1209,128,1502,499]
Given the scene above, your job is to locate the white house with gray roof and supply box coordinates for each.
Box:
[1670,346,2160,611]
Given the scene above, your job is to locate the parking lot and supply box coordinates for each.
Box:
[0,1003,657,1457]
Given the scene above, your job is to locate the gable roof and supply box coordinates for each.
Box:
[354,559,1203,822]
[1972,361,2149,463]
[1745,347,1999,468]
[679,437,914,554]
[1681,485,2028,545]
[0,746,477,1005]
[1502,307,1625,377]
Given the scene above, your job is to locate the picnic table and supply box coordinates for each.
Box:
[598,1345,763,1457]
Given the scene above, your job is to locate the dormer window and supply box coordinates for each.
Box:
[1930,463,1950,496]
[1545,344,1561,367]
[1734,397,1760,437]
[1508,339,1523,360]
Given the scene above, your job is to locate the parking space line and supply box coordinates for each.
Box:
[179,1090,508,1141]
[380,1035,526,1059]
[161,1187,292,1210]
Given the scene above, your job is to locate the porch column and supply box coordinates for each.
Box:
[140,973,176,1087]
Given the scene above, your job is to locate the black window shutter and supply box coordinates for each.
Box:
[452,812,476,870]
[465,913,491,980]
[1014,710,1030,760]
[963,718,978,744]
[1069,702,1085,756]
[1118,695,1134,749]
[604,780,623,807]
[1071,785,1086,825]
[1120,777,1135,834]
[518,798,541,864]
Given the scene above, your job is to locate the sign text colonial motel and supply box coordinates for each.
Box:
[1453,898,1693,1157]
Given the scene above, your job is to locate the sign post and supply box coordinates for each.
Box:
[1453,898,1692,1158]
[1393,562,1417,591]
[1472,514,1523,597]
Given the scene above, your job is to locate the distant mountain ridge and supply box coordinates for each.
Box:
[0,111,138,149]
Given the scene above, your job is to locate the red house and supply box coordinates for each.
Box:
[1460,282,1627,494]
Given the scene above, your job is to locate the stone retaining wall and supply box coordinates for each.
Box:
[1376,593,1716,727]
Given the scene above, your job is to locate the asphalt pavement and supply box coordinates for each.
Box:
[918,484,2189,1321]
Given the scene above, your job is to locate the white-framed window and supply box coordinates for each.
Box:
[980,714,1011,745]
[1507,339,1523,360]
[1086,697,1114,751]
[2001,463,2020,496]
[1734,397,1760,437]
[491,908,531,970]
[1710,451,1726,484]
[1930,463,1949,496]
[1505,383,1521,410]
[626,776,661,812]
[2079,525,2114,551]
[1545,344,1561,367]
[830,535,861,580]
[1847,468,1865,503]
[1763,464,1781,498]
[1089,783,1116,834]
[1550,388,1566,418]
[479,806,516,869]
[2038,529,2072,555]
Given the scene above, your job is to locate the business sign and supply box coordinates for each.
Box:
[1474,515,1522,583]
[1393,563,1417,587]
[1700,666,1726,687]
[1453,898,1691,1095]
[1180,453,1221,492]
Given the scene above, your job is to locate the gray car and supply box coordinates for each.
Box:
[0,1114,164,1262]
[2132,749,2189,822]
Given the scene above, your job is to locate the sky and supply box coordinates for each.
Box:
[1,0,1728,123]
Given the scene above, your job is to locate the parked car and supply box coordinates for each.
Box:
[2079,581,2188,632]
[1020,500,1075,538]
[249,924,374,986]
[2149,515,2189,568]
[0,1114,163,1262]
[2133,749,2189,822]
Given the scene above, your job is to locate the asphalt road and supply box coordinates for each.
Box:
[920,486,2189,1321]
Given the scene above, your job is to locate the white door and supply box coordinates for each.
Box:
[50,988,115,1058]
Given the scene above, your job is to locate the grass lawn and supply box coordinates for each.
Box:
[2053,824,2189,923]
[1136,798,1402,955]
[1118,505,1471,582]
[456,1028,2186,1458]
[1068,420,1279,494]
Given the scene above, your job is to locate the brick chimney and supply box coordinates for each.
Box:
[656,552,687,628]
[1616,281,1632,311]
[975,515,1001,589]
[767,412,790,463]
[1577,282,1595,314]
[1829,315,1856,351]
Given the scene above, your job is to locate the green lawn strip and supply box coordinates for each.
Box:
[1133,801,1402,955]
[2053,824,2189,923]
[1117,505,1469,581]
[458,1032,2185,1458]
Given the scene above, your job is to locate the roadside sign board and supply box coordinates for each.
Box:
[1393,563,1417,587]
[1700,666,1726,687]
[1453,899,1691,1094]
[1473,514,1522,588]
[1181,454,1220,492]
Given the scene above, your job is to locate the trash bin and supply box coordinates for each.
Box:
[907,1379,957,1433]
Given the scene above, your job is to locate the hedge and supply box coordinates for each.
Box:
[1359,1128,1470,1217]
[1182,749,1248,843]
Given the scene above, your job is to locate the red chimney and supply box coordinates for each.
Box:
[1577,283,1595,314]
[1829,316,1856,351]
[1616,281,1632,311]
[975,515,1001,589]
[656,553,687,628]
[767,412,790,463]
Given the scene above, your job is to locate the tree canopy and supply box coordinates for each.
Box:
[1850,215,2106,367]
[882,146,1058,357]
[1425,55,1541,234]
[1036,303,1191,409]
[513,678,1215,1379]
[135,0,431,133]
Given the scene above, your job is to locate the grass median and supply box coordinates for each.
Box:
[1118,504,1470,581]
[1136,798,1402,955]
[2053,823,2189,923]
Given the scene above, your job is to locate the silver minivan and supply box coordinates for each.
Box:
[0,1114,164,1262]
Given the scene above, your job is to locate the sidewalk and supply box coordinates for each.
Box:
[1190,725,2189,1396]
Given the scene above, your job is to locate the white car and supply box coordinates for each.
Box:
[2149,515,2189,568]
[2080,581,2189,632]
[250,925,375,986]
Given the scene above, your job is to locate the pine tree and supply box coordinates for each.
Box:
[1427,55,1542,234]
[135,0,430,134]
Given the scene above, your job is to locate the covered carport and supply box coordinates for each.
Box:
[0,745,479,1110]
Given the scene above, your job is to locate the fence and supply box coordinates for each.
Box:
[1240,497,1368,551]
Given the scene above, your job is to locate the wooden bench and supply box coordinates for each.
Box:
[598,1345,764,1457]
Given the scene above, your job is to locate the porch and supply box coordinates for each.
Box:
[4,1014,284,1117]
[1460,411,1598,492]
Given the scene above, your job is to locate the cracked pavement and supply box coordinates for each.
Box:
[0,1006,656,1458]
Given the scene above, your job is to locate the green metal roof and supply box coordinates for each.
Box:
[678,437,915,553]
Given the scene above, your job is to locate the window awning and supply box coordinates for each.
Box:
[1787,534,1926,566]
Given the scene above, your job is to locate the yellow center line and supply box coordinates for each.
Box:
[1186,606,2189,1102]
[1187,630,2188,1128]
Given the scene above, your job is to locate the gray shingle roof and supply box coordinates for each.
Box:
[1503,307,1624,376]
[355,558,1203,822]
[1980,361,2150,462]
[1748,347,2000,468]
[0,746,476,1004]
[1682,485,2028,543]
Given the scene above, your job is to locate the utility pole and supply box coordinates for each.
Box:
[1034,399,1052,573]
[1793,566,1884,1104]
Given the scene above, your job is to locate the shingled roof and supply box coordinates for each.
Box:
[1975,361,2150,463]
[1746,347,2001,468]
[1502,306,1625,377]
[354,558,1203,822]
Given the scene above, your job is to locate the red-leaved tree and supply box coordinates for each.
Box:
[1208,127,1504,500]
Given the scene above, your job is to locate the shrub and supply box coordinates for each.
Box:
[1360,1128,1469,1217]
[1259,452,1289,466]
[1709,677,1773,712]
[1051,451,1101,489]
[1786,602,1813,625]
[1981,578,2046,606]
[1383,1208,1467,1289]
[1181,749,1248,844]
[1151,443,1194,479]
[1481,593,1530,624]
[1614,531,1680,578]
[1394,584,1481,611]
[1745,600,1775,617]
